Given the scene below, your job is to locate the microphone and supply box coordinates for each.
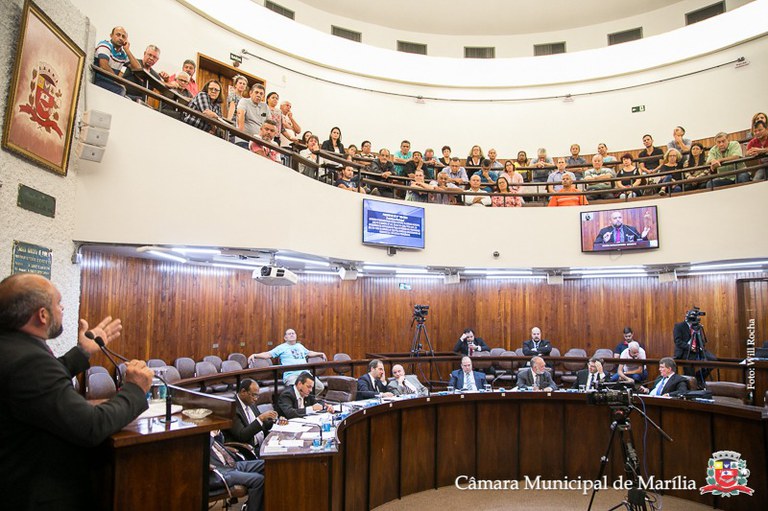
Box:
[85,331,125,387]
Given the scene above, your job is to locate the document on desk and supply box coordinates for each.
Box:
[277,439,305,447]
[272,422,311,433]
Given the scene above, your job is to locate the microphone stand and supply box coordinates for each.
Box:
[85,331,176,424]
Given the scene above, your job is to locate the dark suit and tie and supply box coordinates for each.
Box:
[594,223,644,244]
[224,397,274,446]
[516,367,558,390]
[209,434,264,511]
[646,373,688,396]
[276,385,318,419]
[357,373,389,399]
[448,369,486,391]
[571,369,607,390]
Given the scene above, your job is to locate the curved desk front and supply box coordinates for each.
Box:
[261,392,766,511]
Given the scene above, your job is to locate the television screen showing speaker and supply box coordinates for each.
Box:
[362,199,425,250]
[580,205,659,253]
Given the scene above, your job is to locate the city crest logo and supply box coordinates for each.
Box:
[18,62,64,138]
[699,450,754,497]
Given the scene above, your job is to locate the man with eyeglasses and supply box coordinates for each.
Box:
[167,59,199,96]
[159,71,192,119]
[121,44,169,102]
[224,379,280,448]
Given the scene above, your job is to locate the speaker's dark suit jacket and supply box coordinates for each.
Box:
[0,330,148,511]
[357,374,389,399]
[522,339,553,357]
[448,370,486,390]
[571,369,607,389]
[276,386,318,419]
[594,224,644,244]
[646,373,689,396]
[224,398,274,445]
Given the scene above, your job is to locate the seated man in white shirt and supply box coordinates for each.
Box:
[611,341,647,383]
[387,364,427,396]
[463,174,491,206]
[276,372,333,419]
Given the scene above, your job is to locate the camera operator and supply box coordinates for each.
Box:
[673,307,717,378]
[453,328,489,356]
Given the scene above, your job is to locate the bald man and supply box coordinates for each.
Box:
[93,26,140,96]
[0,273,154,510]
[387,364,427,396]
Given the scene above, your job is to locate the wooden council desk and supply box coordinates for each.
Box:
[261,391,767,511]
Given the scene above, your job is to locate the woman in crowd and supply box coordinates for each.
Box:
[301,130,314,145]
[438,145,452,167]
[616,153,641,199]
[501,160,525,205]
[683,142,708,190]
[321,126,345,156]
[491,176,521,207]
[183,79,222,134]
[548,173,588,207]
[658,148,684,195]
[465,145,484,168]
[346,144,358,160]
[265,92,282,143]
[226,75,248,121]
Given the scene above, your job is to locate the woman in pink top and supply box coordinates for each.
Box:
[491,176,522,207]
[500,160,525,206]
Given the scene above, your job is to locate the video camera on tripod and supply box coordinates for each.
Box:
[685,306,706,331]
[412,304,429,321]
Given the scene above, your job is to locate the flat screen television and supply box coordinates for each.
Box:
[580,205,659,253]
[362,199,425,250]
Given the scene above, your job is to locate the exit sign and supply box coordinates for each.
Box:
[631,105,646,113]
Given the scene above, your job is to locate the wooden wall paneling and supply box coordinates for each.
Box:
[368,411,401,508]
[436,401,476,487]
[518,400,564,479]
[660,408,714,506]
[563,402,613,480]
[400,406,436,496]
[79,251,763,372]
[263,457,331,510]
[475,400,519,481]
[343,419,369,511]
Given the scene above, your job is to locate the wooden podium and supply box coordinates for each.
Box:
[96,386,235,511]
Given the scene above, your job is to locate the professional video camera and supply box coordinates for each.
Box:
[686,306,706,330]
[586,388,632,407]
[412,304,430,320]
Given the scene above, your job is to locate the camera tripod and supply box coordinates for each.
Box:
[409,315,442,386]
[587,401,672,511]
[686,325,711,389]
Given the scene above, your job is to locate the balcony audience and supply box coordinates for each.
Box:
[236,84,268,148]
[167,59,199,96]
[464,174,491,206]
[584,154,615,200]
[249,120,280,162]
[93,26,140,96]
[547,172,587,206]
[183,79,222,134]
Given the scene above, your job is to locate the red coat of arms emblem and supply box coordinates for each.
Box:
[699,450,754,497]
[18,62,64,137]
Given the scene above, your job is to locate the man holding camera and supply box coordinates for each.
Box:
[673,308,717,379]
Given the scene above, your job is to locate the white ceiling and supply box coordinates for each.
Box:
[296,0,682,36]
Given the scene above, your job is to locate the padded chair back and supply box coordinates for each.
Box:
[706,381,746,404]
[195,361,218,378]
[86,372,117,400]
[489,347,505,369]
[174,357,196,379]
[332,353,352,375]
[227,353,248,369]
[563,349,588,372]
[147,358,166,368]
[86,365,109,379]
[593,349,616,372]
[307,353,327,376]
[682,375,698,391]
[249,357,273,370]
[470,351,492,369]
[163,366,181,383]
[220,360,242,374]
[203,355,223,372]
[498,350,516,371]
[549,347,561,359]
[324,375,358,402]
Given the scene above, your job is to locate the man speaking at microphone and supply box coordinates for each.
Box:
[0,273,154,511]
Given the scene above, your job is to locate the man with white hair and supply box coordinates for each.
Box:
[517,356,557,391]
[387,364,427,396]
[613,341,647,383]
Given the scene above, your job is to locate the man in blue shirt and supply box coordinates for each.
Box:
[248,328,326,393]
[93,26,140,96]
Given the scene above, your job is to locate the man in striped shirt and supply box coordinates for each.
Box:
[93,26,140,96]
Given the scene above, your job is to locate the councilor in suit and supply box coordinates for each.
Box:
[571,357,607,390]
[0,273,155,511]
[522,327,553,357]
[276,372,334,419]
[453,328,490,356]
[387,364,427,396]
[448,356,486,391]
[594,211,648,245]
[517,356,558,391]
[209,431,264,511]
[639,357,689,396]
[224,379,279,446]
[357,359,395,399]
